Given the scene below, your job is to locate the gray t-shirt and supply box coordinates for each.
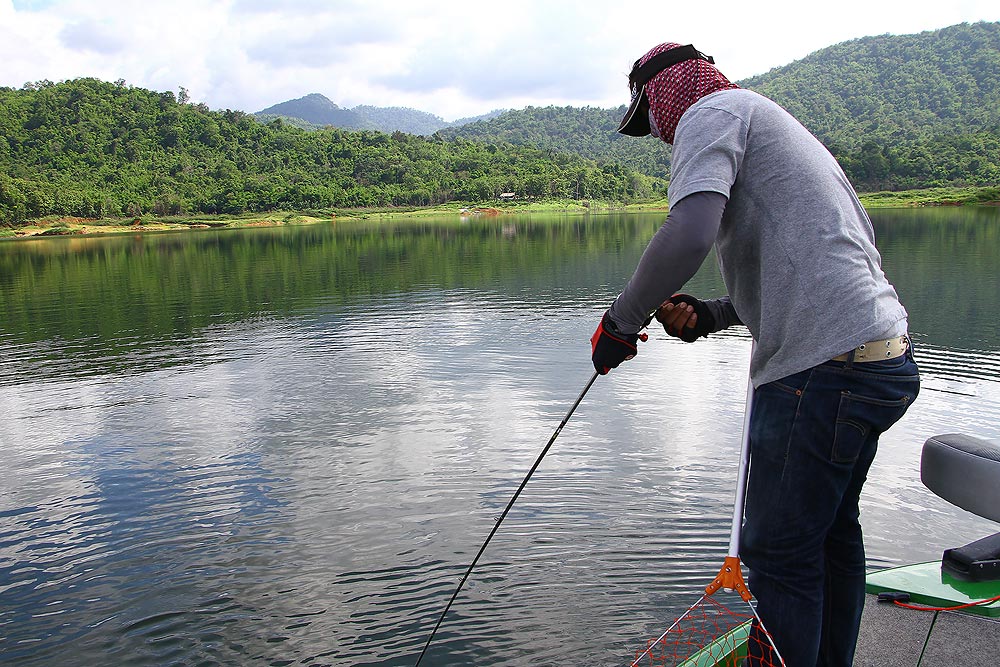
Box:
[625,88,907,386]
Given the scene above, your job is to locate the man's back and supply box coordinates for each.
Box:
[669,88,908,384]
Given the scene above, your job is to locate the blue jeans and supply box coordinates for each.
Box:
[741,349,919,667]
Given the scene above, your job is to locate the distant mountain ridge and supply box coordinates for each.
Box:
[255,93,503,135]
[257,93,360,128]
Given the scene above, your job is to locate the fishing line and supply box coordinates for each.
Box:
[413,370,600,666]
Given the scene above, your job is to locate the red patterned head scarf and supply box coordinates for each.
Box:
[638,42,739,144]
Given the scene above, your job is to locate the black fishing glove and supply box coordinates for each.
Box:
[591,311,639,374]
[657,293,716,343]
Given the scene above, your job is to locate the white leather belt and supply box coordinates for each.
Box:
[832,336,909,363]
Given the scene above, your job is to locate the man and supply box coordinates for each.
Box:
[590,43,920,666]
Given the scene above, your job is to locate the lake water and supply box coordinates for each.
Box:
[1,208,999,666]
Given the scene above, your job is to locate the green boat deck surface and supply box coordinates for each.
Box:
[865,561,1000,618]
[854,561,1000,666]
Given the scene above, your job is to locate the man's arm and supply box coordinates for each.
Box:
[608,191,730,333]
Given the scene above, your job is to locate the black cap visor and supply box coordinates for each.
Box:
[617,88,650,136]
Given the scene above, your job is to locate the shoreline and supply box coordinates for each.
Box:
[2,187,998,239]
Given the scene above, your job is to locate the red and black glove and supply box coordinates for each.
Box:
[656,293,716,343]
[591,311,640,375]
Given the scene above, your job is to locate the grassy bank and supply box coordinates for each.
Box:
[0,212,335,239]
[0,199,642,238]
[2,187,996,239]
[859,185,1000,208]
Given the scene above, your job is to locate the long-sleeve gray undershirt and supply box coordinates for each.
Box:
[608,191,742,334]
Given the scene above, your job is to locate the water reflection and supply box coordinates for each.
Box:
[0,208,998,665]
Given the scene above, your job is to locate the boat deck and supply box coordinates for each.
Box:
[854,562,1000,666]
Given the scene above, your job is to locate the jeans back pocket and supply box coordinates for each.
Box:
[832,390,914,464]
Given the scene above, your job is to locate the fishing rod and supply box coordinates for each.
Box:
[413,370,601,666]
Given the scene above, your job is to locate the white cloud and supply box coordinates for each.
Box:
[58,17,129,55]
[1,0,998,120]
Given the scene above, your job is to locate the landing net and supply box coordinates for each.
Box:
[631,593,783,667]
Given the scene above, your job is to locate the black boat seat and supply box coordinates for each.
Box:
[921,433,1000,581]
[921,433,1000,523]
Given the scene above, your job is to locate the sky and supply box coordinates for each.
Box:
[1,0,998,121]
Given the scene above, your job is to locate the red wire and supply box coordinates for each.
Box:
[894,593,1000,612]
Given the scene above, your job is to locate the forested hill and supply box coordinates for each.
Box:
[0,79,660,224]
[436,105,667,179]
[442,21,1000,191]
[743,21,1000,149]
